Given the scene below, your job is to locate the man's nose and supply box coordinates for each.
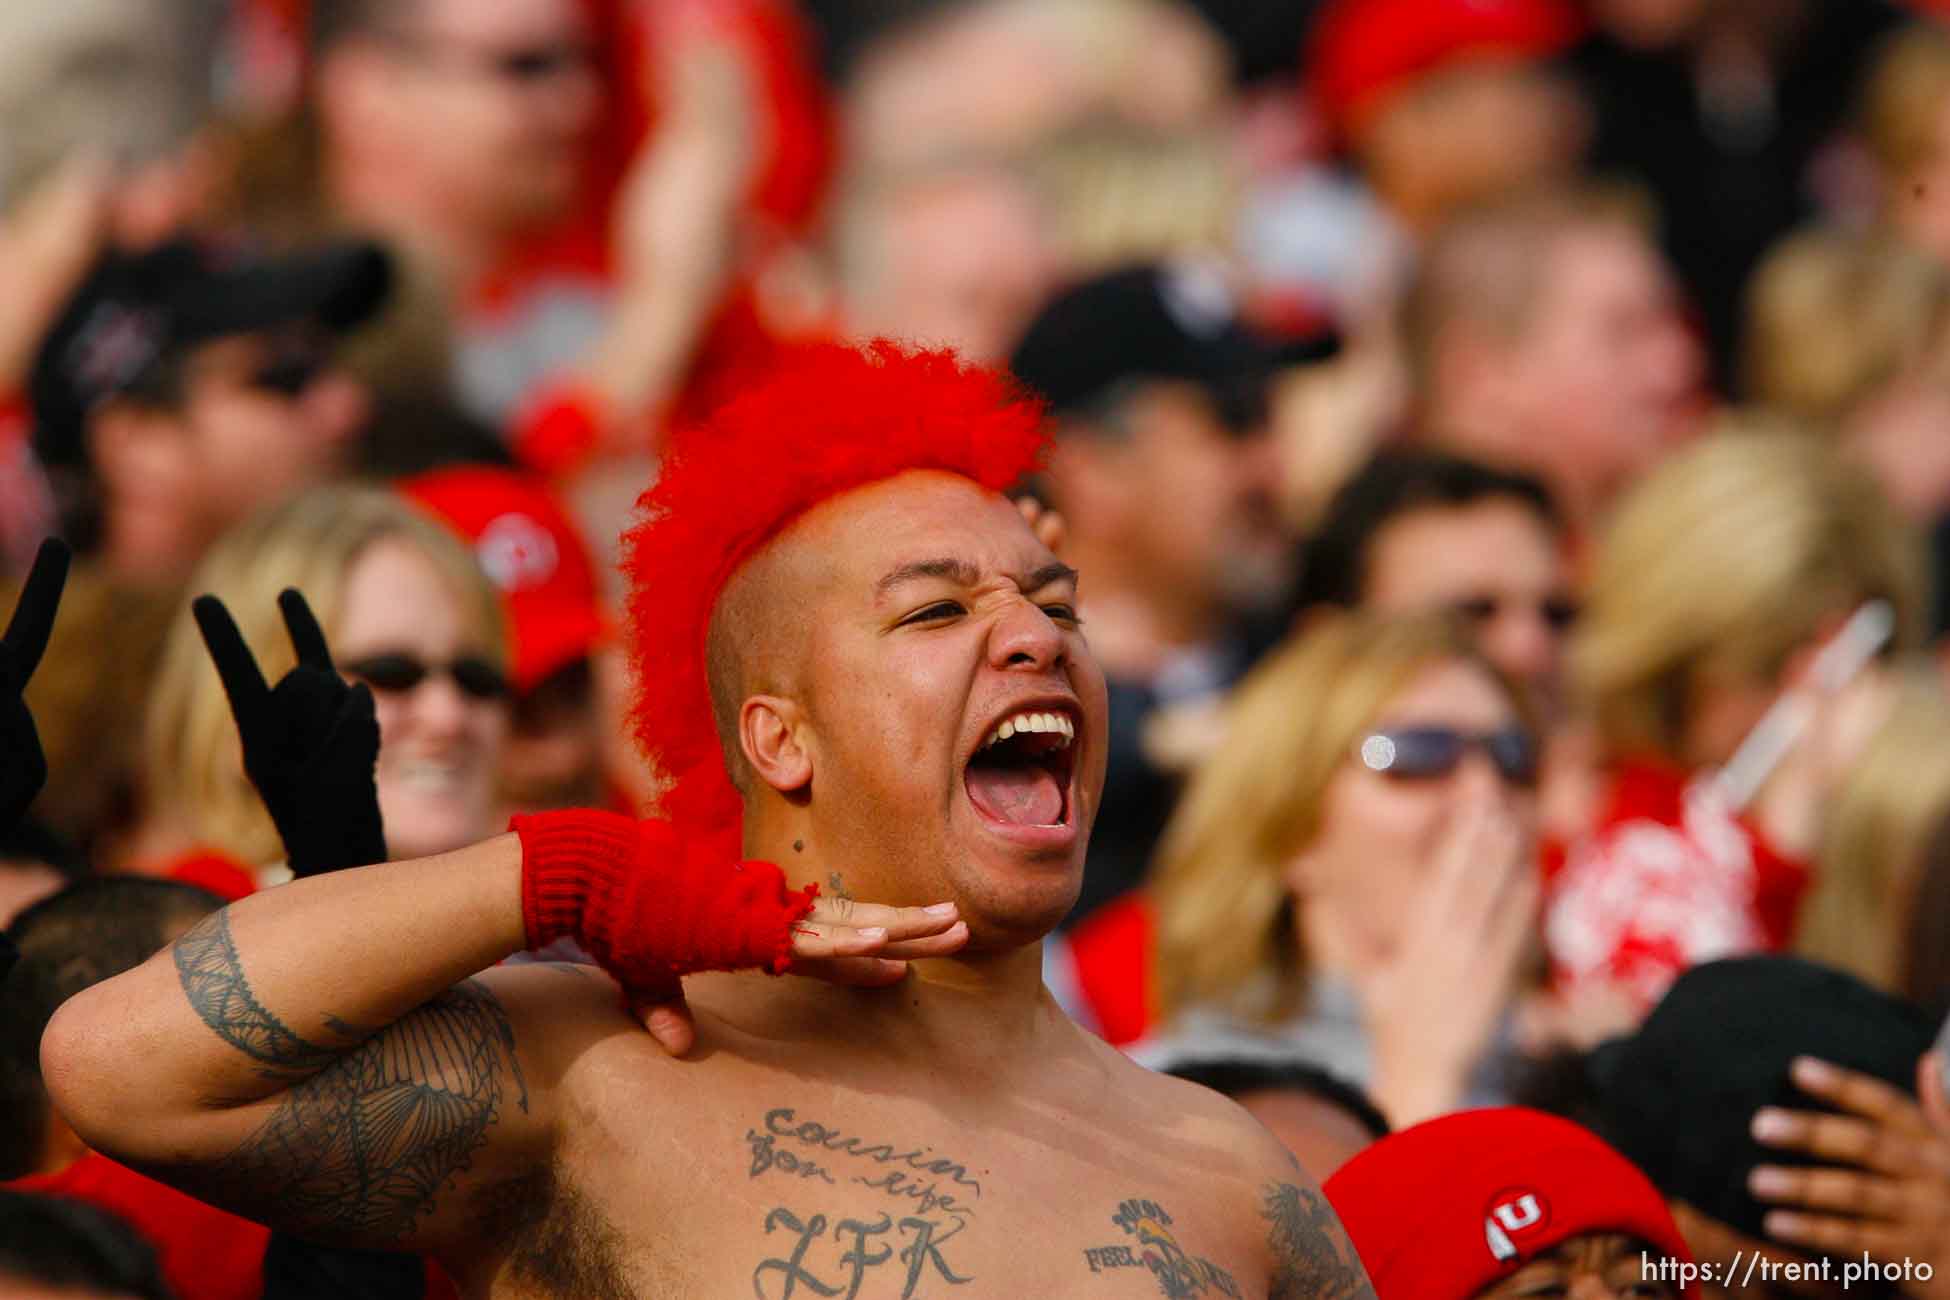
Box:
[987,598,1067,672]
[1487,607,1561,690]
[299,370,370,446]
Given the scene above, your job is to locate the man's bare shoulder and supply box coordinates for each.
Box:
[469,963,654,1100]
[1072,1027,1276,1152]
[1068,1035,1378,1300]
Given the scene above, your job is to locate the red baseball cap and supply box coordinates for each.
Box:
[400,466,608,695]
[1324,1107,1700,1299]
[1306,0,1584,142]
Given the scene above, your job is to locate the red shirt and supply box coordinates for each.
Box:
[162,849,261,902]
[1543,758,1812,1014]
[11,1154,270,1300]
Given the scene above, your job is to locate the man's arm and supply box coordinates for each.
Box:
[1196,1083,1377,1300]
[40,836,562,1252]
[1260,1171,1378,1300]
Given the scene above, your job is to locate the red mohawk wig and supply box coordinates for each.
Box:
[621,340,1049,836]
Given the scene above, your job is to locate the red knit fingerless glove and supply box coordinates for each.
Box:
[512,810,819,991]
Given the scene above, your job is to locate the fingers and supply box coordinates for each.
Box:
[804,897,961,943]
[788,917,970,962]
[278,589,336,671]
[1752,1104,1916,1176]
[192,595,271,719]
[1921,1051,1950,1136]
[1760,1208,1915,1262]
[626,988,698,1058]
[1749,1163,1909,1220]
[1429,798,1523,929]
[873,924,970,960]
[1,537,70,683]
[1792,1056,1917,1124]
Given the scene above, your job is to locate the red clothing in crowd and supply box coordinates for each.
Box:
[10,1153,270,1300]
[1064,893,1159,1048]
[1542,758,1812,1015]
[162,849,261,902]
[231,0,836,478]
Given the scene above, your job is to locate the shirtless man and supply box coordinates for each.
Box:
[40,343,1377,1299]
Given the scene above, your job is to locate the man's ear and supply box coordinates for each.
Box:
[740,694,812,794]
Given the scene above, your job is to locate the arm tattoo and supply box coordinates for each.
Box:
[173,910,344,1075]
[172,909,528,1242]
[1262,1181,1376,1300]
[208,979,529,1243]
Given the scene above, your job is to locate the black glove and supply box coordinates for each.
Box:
[193,589,388,877]
[0,538,70,834]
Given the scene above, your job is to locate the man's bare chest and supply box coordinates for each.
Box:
[527,1067,1268,1300]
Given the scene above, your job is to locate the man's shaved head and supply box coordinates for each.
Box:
[705,535,825,794]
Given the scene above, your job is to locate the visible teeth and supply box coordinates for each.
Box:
[393,760,464,792]
[981,710,1076,750]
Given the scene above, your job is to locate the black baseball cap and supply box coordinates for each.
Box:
[1007,261,1339,431]
[1586,956,1932,1244]
[29,238,392,470]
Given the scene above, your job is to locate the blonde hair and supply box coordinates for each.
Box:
[1573,426,1927,763]
[1025,122,1238,270]
[1744,228,1950,424]
[1798,663,1950,992]
[143,485,506,867]
[1151,611,1499,1023]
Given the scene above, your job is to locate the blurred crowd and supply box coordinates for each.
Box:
[6,0,1950,1296]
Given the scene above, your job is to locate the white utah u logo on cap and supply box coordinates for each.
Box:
[1492,1194,1543,1232]
[1484,1190,1546,1263]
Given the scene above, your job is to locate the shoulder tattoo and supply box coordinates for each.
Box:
[173,909,345,1076]
[210,978,528,1243]
[173,910,529,1242]
[1262,1181,1376,1300]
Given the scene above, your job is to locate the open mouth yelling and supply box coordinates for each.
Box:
[963,706,1078,832]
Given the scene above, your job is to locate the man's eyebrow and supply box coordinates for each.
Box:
[1025,562,1079,591]
[874,557,982,598]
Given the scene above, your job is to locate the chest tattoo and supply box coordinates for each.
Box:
[742,1104,979,1297]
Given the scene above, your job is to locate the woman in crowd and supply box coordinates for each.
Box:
[133,485,511,890]
[1545,428,1927,1022]
[1065,611,1541,1127]
[1795,663,1950,1010]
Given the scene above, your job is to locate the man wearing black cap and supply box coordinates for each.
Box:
[8,239,388,859]
[1562,956,1938,1299]
[1009,260,1334,926]
[29,238,389,587]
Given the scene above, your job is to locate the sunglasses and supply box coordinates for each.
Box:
[489,43,596,83]
[342,652,510,702]
[1356,726,1539,786]
[1451,594,1579,632]
[250,349,330,398]
[386,30,596,86]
